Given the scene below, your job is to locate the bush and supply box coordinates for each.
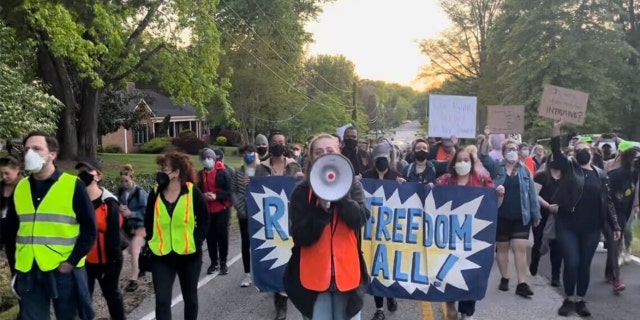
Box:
[96,145,104,153]
[102,173,157,193]
[216,136,228,146]
[179,130,196,137]
[141,137,172,154]
[172,135,208,155]
[103,144,123,153]
[218,129,240,146]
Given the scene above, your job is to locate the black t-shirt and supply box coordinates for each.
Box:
[534,171,560,218]
[558,168,601,231]
[498,174,522,221]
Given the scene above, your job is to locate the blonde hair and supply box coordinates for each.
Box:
[120,164,135,178]
[304,133,340,179]
[501,139,520,153]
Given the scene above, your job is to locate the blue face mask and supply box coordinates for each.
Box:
[203,159,214,169]
[244,153,255,164]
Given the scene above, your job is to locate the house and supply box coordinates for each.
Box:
[101,83,207,153]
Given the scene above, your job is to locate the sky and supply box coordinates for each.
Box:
[305,0,451,90]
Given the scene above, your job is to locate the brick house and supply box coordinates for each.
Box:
[101,83,207,153]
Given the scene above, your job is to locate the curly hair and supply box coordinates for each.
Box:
[156,151,197,184]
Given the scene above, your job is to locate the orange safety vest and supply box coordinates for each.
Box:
[86,202,123,264]
[299,190,361,292]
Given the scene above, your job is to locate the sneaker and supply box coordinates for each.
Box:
[445,301,457,319]
[623,251,632,264]
[387,298,398,312]
[557,299,574,317]
[529,262,538,276]
[371,310,385,320]
[551,278,560,287]
[220,263,228,275]
[498,278,509,291]
[613,279,626,293]
[515,283,533,297]
[124,280,138,292]
[240,274,252,287]
[207,265,218,275]
[575,300,591,317]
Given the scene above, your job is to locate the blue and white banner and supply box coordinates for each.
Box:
[247,177,498,301]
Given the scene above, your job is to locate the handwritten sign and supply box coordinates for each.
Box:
[538,85,589,125]
[486,105,525,134]
[428,95,477,138]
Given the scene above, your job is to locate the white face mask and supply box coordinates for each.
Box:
[24,149,46,173]
[521,150,530,157]
[293,150,301,157]
[454,161,472,176]
[505,151,518,163]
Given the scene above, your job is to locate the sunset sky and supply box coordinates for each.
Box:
[305,0,451,90]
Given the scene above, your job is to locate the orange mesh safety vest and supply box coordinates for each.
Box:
[299,189,360,292]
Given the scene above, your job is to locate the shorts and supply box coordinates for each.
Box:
[125,217,144,235]
[496,217,530,242]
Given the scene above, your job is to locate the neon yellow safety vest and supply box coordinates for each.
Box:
[14,173,85,272]
[148,182,197,256]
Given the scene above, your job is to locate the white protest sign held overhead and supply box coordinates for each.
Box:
[428,95,477,138]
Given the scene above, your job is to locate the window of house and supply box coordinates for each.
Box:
[134,125,149,145]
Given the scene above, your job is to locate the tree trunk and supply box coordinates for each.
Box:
[77,82,102,159]
[36,44,79,160]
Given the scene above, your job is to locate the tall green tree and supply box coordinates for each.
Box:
[0,20,62,137]
[2,0,227,159]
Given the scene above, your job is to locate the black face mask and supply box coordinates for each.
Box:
[257,146,268,156]
[156,172,170,187]
[344,139,358,150]
[270,144,285,157]
[375,158,389,172]
[414,150,428,162]
[575,149,591,165]
[78,172,95,187]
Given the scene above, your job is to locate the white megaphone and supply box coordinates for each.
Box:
[309,153,355,201]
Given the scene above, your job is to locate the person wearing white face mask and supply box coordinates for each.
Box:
[4,132,97,320]
[436,148,504,320]
[291,144,303,163]
[492,140,541,299]
[196,148,232,275]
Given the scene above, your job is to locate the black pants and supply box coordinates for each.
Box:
[239,217,251,273]
[207,208,230,266]
[86,261,126,320]
[555,219,600,297]
[530,216,562,280]
[152,252,202,320]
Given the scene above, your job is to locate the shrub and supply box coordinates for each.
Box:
[179,130,196,137]
[103,144,122,153]
[141,137,172,154]
[102,173,156,193]
[218,129,240,145]
[216,136,228,146]
[173,135,208,155]
[96,145,104,153]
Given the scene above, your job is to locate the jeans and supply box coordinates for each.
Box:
[152,252,203,320]
[239,217,250,273]
[17,266,92,320]
[302,292,361,320]
[207,208,230,266]
[603,222,620,280]
[555,219,601,297]
[86,261,126,320]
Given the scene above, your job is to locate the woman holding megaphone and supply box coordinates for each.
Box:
[284,133,371,320]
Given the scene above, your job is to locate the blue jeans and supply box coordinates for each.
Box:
[303,292,361,320]
[17,266,93,320]
[555,219,601,297]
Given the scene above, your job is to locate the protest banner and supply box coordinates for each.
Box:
[428,95,477,139]
[247,177,498,302]
[486,105,525,134]
[538,84,589,125]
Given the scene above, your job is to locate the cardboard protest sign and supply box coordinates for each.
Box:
[538,85,589,125]
[428,95,477,138]
[248,177,498,302]
[486,105,525,134]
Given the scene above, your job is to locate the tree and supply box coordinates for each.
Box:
[97,89,149,136]
[0,20,63,138]
[2,0,227,159]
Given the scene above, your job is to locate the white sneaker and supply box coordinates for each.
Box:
[461,315,474,320]
[240,273,252,287]
[624,252,632,264]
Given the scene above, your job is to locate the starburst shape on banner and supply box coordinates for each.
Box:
[423,191,491,293]
[250,187,293,270]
